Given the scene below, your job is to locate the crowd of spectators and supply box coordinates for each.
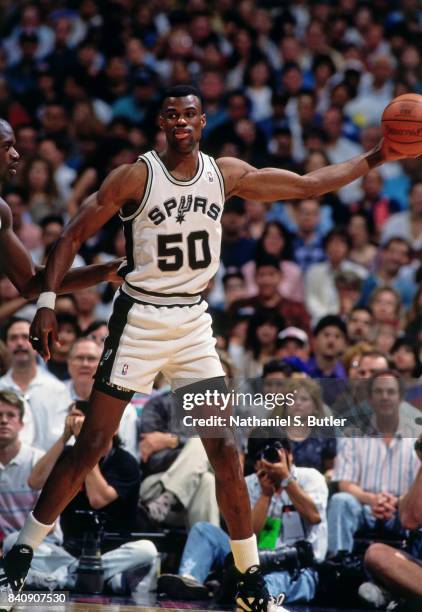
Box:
[1,0,422,609]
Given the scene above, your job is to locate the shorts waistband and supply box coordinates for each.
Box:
[121,282,203,306]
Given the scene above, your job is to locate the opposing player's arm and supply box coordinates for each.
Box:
[217,140,403,202]
[23,258,125,299]
[0,200,124,298]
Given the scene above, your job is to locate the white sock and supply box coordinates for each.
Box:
[230,534,259,574]
[15,512,54,551]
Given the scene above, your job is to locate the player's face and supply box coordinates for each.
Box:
[159,95,205,153]
[0,125,19,180]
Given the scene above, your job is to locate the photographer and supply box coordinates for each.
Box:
[157,438,328,604]
[3,401,157,595]
[358,434,422,610]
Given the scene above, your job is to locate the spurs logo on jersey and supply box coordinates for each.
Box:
[118,150,225,299]
[148,195,221,226]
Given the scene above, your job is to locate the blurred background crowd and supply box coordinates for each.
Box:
[0,0,422,609]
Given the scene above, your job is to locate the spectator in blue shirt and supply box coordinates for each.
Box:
[359,237,417,309]
[291,199,326,272]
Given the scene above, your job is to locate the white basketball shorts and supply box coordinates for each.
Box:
[94,289,225,400]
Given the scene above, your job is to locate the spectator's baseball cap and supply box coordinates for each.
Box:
[278,326,309,346]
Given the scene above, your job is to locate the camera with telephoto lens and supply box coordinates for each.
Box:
[258,540,315,574]
[74,511,105,594]
[259,440,290,464]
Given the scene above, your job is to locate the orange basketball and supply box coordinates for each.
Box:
[381,93,422,156]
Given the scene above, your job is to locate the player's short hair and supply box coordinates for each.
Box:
[160,85,203,111]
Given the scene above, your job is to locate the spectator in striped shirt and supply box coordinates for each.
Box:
[359,434,422,610]
[0,390,44,539]
[327,370,420,555]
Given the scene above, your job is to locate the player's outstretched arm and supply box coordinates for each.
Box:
[30,162,146,359]
[218,139,406,201]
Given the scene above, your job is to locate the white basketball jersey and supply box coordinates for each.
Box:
[119,150,224,303]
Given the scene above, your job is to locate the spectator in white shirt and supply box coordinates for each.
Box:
[305,228,367,324]
[382,181,422,252]
[38,138,77,202]
[0,318,71,450]
[345,55,395,126]
[66,337,138,459]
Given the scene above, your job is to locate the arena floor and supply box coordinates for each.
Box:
[10,604,366,612]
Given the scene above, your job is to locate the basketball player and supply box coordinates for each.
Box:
[1,87,408,612]
[0,119,122,298]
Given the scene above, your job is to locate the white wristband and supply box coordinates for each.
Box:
[36,292,56,311]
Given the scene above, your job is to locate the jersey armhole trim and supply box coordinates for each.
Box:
[119,155,153,221]
[210,157,225,203]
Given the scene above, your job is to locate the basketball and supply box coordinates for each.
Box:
[381,93,422,156]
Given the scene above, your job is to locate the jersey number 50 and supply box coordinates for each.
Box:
[158,231,211,271]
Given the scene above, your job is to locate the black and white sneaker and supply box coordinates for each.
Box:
[0,558,14,612]
[157,574,210,600]
[0,545,33,611]
[235,565,288,612]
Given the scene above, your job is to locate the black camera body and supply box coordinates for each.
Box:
[259,540,315,574]
[261,441,284,463]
